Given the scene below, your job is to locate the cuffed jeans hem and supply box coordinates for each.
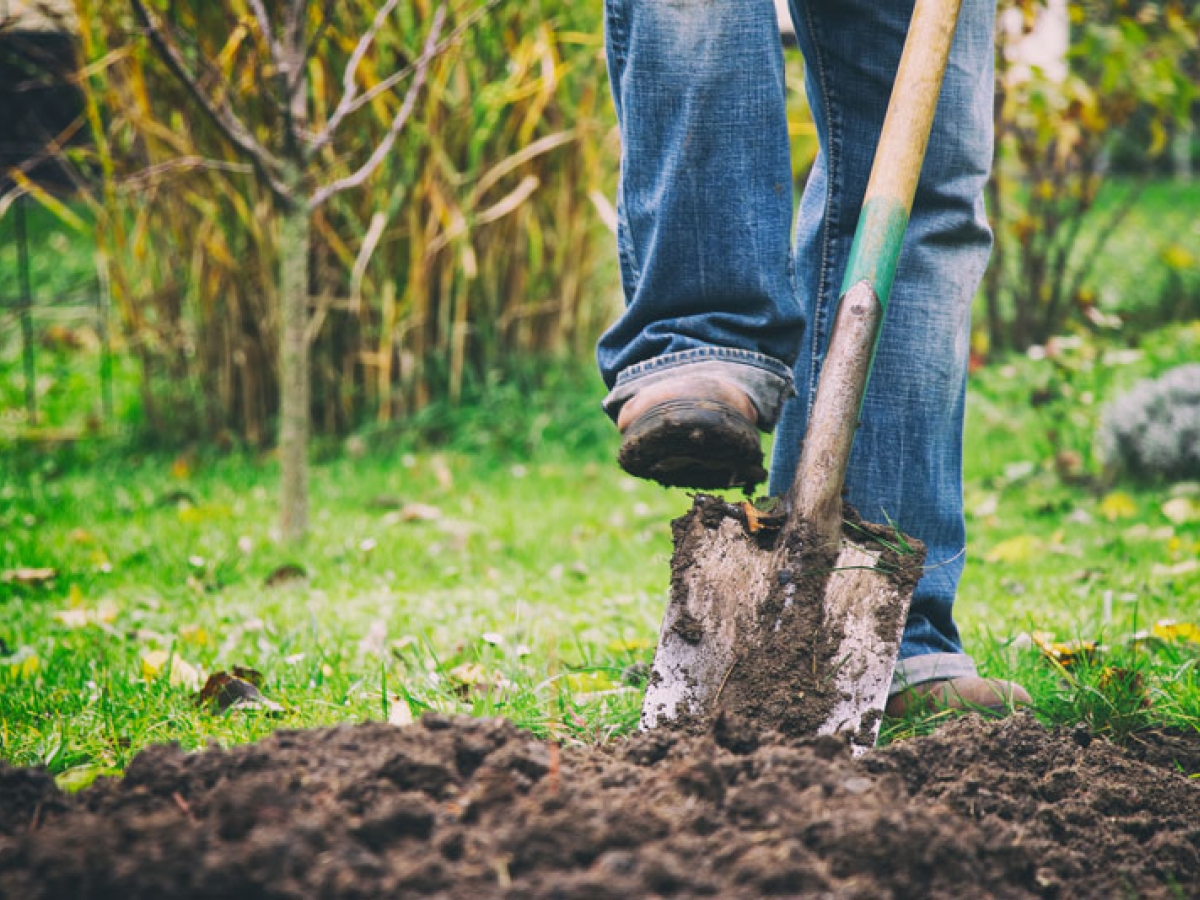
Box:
[603,352,796,430]
[888,652,979,696]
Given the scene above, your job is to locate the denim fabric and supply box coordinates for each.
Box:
[598,0,997,687]
[597,0,805,410]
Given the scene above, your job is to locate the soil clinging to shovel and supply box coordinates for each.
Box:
[658,496,925,745]
[1,713,1198,899]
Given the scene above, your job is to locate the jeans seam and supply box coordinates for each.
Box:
[606,0,640,288]
[605,0,627,74]
[799,0,842,417]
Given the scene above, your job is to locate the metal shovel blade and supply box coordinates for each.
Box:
[640,499,923,752]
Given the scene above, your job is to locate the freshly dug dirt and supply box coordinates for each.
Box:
[2,713,1198,899]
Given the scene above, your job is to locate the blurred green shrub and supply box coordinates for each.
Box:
[983,0,1200,354]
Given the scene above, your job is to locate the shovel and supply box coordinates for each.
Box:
[640,0,963,752]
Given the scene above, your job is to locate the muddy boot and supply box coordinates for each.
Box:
[885,676,1031,717]
[616,376,765,491]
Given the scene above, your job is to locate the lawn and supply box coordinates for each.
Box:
[3,319,1199,788]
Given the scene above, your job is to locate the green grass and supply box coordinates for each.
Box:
[1081,179,1200,326]
[3,323,1200,788]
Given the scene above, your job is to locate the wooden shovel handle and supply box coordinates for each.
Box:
[787,0,964,549]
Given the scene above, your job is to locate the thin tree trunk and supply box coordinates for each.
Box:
[278,197,311,543]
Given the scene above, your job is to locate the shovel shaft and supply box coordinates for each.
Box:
[788,0,963,548]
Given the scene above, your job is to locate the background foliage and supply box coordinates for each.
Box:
[985,0,1200,353]
[3,0,1199,441]
[69,0,616,444]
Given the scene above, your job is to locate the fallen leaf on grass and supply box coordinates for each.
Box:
[564,671,620,693]
[1000,460,1036,485]
[141,650,203,690]
[1099,491,1138,521]
[1151,559,1200,579]
[178,624,210,646]
[400,503,443,523]
[1122,524,1174,542]
[195,670,282,714]
[231,665,265,686]
[156,489,196,508]
[2,567,56,586]
[264,564,307,587]
[54,601,119,629]
[969,493,1000,519]
[1,647,40,679]
[1152,620,1200,645]
[447,662,513,699]
[1161,497,1200,525]
[387,695,415,726]
[1030,632,1100,669]
[177,503,232,524]
[984,535,1037,564]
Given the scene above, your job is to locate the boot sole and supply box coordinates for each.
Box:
[617,399,765,491]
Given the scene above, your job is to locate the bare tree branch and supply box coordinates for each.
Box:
[130,0,292,203]
[117,155,255,191]
[245,0,282,61]
[308,4,447,210]
[282,0,310,112]
[338,0,504,122]
[307,0,401,157]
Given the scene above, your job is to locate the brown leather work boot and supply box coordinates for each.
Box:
[885,676,1031,717]
[616,375,765,491]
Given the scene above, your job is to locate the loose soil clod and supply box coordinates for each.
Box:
[1,713,1198,899]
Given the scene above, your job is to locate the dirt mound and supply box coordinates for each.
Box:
[2,713,1198,899]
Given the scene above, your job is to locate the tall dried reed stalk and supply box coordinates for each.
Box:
[69,0,616,442]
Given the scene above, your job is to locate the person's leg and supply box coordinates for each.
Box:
[774,0,996,691]
[598,0,804,488]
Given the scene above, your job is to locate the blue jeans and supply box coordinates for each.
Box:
[598,0,996,692]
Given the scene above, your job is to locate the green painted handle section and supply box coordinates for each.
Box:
[839,196,910,311]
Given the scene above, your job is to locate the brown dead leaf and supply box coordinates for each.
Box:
[156,489,196,508]
[2,567,57,586]
[264,564,307,588]
[740,501,785,534]
[231,665,265,686]
[195,670,281,714]
[400,503,443,523]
